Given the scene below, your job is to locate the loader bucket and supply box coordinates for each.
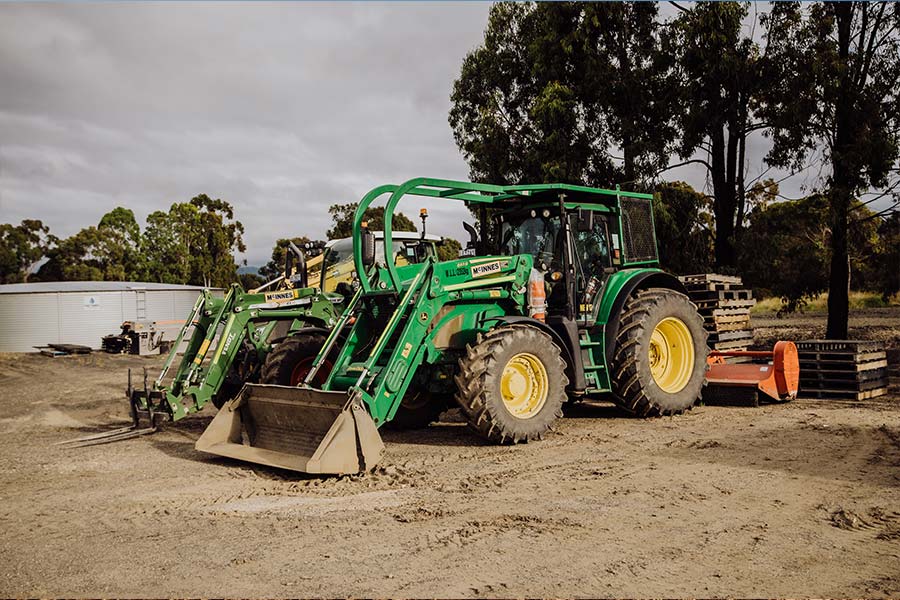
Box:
[195,384,384,474]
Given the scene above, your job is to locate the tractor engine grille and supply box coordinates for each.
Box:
[620,197,658,263]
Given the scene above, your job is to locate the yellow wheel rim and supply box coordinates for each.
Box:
[648,317,695,393]
[500,352,548,419]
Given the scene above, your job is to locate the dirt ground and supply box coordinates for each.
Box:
[1,309,899,597]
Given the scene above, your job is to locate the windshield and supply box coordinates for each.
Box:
[499,211,561,269]
[319,237,433,293]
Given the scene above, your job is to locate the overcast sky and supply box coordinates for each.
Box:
[0,2,881,268]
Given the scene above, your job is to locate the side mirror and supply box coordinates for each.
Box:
[361,229,376,267]
[576,208,594,233]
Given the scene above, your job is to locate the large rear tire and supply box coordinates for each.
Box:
[455,325,568,444]
[260,333,327,386]
[611,288,707,416]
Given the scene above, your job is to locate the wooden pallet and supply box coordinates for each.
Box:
[711,339,751,351]
[696,298,757,311]
[708,320,752,333]
[689,289,754,301]
[680,273,743,285]
[708,330,753,343]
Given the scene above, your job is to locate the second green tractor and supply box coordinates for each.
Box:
[197,178,708,474]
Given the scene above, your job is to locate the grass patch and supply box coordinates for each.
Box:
[751,291,899,314]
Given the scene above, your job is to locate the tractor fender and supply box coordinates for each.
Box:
[599,270,688,368]
[488,315,585,392]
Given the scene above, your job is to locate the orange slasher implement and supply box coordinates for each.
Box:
[705,341,799,402]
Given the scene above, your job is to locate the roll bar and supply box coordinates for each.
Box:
[350,177,654,293]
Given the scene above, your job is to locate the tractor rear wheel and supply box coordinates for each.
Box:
[260,332,327,386]
[455,325,568,444]
[611,288,707,416]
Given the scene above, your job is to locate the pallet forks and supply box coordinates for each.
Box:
[56,368,167,447]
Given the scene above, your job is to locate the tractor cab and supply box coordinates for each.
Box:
[491,187,649,327]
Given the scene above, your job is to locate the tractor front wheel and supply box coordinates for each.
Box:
[260,332,328,386]
[611,288,707,416]
[455,325,568,444]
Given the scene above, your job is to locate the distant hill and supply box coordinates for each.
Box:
[238,265,261,275]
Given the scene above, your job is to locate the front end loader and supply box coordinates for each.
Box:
[197,178,709,474]
[64,234,440,446]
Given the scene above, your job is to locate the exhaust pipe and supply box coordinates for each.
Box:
[195,384,384,474]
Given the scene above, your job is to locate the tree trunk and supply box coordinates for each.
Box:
[622,135,635,187]
[710,126,737,268]
[826,2,855,340]
[826,188,851,339]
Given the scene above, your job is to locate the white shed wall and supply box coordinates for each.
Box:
[0,289,214,352]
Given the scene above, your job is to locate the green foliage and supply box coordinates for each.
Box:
[737,195,882,312]
[238,272,265,291]
[737,196,831,312]
[259,236,312,282]
[759,2,900,335]
[436,238,463,262]
[664,2,761,268]
[449,2,675,187]
[761,3,900,188]
[142,195,246,287]
[652,182,713,275]
[871,213,900,301]
[326,203,416,240]
[37,208,143,282]
[0,220,54,284]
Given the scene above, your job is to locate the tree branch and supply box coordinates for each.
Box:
[654,159,714,178]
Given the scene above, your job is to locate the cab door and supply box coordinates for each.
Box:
[570,214,612,322]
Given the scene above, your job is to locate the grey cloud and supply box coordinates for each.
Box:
[0,2,488,265]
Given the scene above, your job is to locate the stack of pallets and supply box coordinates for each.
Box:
[797,340,888,400]
[679,274,756,358]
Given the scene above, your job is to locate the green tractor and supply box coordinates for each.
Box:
[68,232,440,446]
[196,178,708,474]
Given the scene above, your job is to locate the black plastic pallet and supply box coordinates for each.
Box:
[798,351,886,364]
[796,340,884,353]
[797,387,887,401]
[798,359,888,373]
[800,377,887,392]
[799,367,887,382]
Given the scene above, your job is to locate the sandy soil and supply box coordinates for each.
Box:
[1,310,899,597]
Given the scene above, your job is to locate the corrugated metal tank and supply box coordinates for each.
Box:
[0,282,223,352]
